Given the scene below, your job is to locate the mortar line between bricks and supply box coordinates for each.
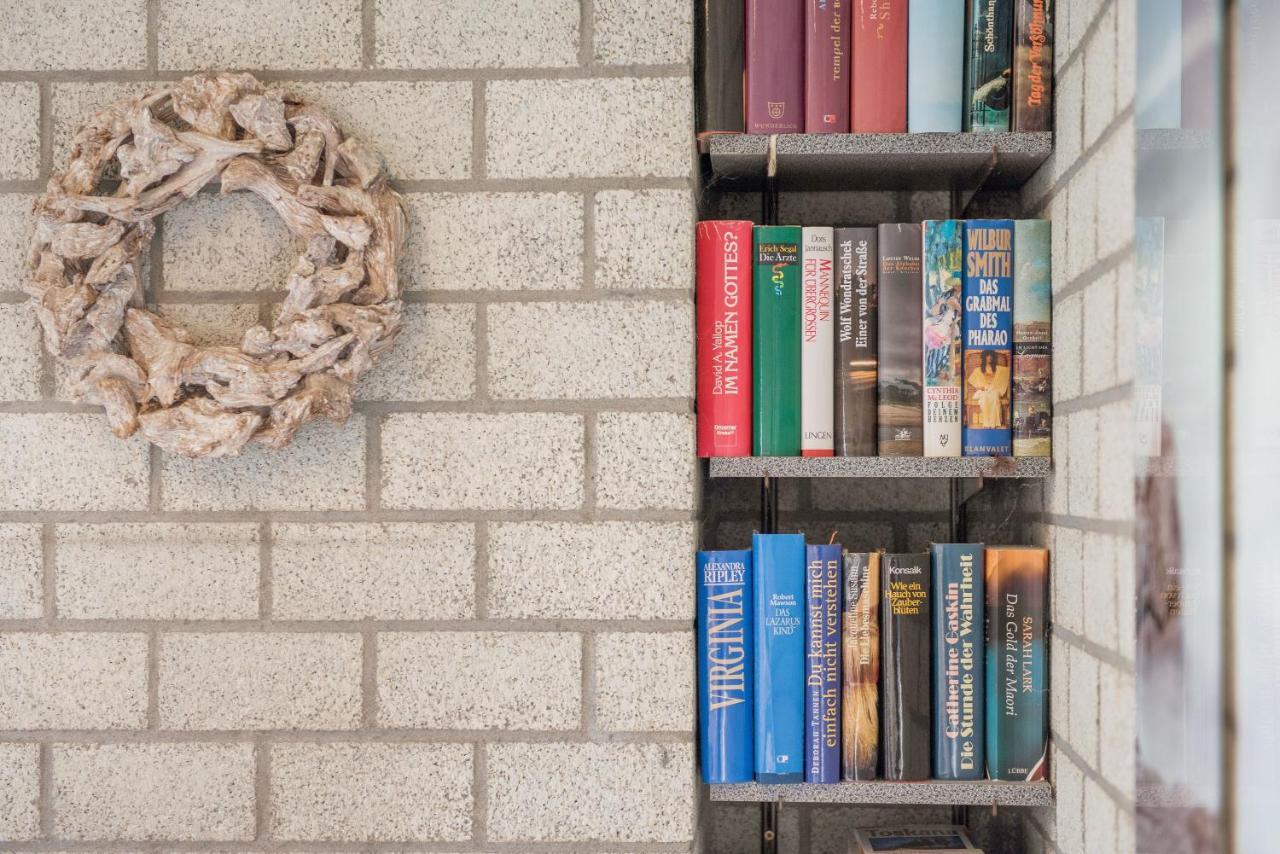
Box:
[471,80,486,181]
[254,737,271,841]
[1039,514,1134,537]
[146,628,160,728]
[1052,735,1134,811]
[0,508,696,524]
[580,632,596,735]
[580,189,596,289]
[0,729,694,745]
[0,179,44,193]
[38,741,52,838]
[582,411,598,515]
[36,80,51,179]
[579,0,596,66]
[364,412,383,510]
[147,445,162,511]
[0,842,698,853]
[0,64,691,84]
[1052,625,1135,675]
[40,522,55,623]
[473,302,490,401]
[361,0,377,70]
[473,521,490,620]
[145,0,159,72]
[0,397,696,415]
[361,629,378,727]
[0,618,694,633]
[1054,0,1117,83]
[257,521,272,621]
[471,741,488,842]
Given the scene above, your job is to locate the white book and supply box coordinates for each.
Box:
[801,227,835,456]
[922,220,963,456]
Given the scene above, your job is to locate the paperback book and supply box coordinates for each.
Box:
[834,228,877,456]
[964,0,1014,131]
[754,532,807,782]
[697,549,754,783]
[985,546,1049,781]
[877,224,924,456]
[805,543,842,782]
[851,826,981,853]
[923,220,964,457]
[962,220,1014,457]
[931,543,985,780]
[842,551,880,780]
[1012,219,1052,457]
[697,221,754,457]
[802,227,836,456]
[1012,0,1054,131]
[754,226,803,456]
[881,552,931,781]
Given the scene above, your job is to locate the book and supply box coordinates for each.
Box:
[754,226,803,456]
[696,0,747,143]
[1135,217,1164,456]
[985,546,1049,781]
[931,543,985,780]
[753,532,807,782]
[923,220,964,457]
[697,221,755,458]
[697,549,754,783]
[851,0,907,132]
[880,552,931,781]
[801,227,836,457]
[1012,220,1052,457]
[877,224,924,456]
[805,543,842,782]
[851,826,981,853]
[841,551,879,780]
[963,0,1014,131]
[907,0,965,132]
[962,220,1014,457]
[805,0,850,132]
[746,0,804,133]
[834,228,878,456]
[1012,0,1053,131]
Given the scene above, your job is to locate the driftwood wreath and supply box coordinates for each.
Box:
[24,73,407,458]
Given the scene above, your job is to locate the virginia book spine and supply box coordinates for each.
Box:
[985,546,1049,781]
[834,228,878,456]
[880,552,931,781]
[964,0,1014,131]
[746,0,805,133]
[697,549,755,783]
[697,221,754,457]
[877,224,924,456]
[802,227,835,456]
[1012,0,1053,131]
[754,532,807,782]
[805,0,850,132]
[851,0,907,132]
[923,220,964,457]
[907,0,965,132]
[754,226,803,456]
[696,0,747,141]
[1012,220,1052,457]
[962,220,1014,457]
[805,543,842,782]
[842,551,880,780]
[931,543,985,780]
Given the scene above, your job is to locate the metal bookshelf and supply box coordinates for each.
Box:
[710,780,1054,807]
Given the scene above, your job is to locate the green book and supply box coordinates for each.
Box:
[753,226,802,456]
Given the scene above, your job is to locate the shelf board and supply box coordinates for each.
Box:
[708,456,1050,479]
[710,779,1053,806]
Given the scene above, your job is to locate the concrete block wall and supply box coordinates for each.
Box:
[0,1,698,851]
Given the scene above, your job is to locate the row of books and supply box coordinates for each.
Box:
[695,219,1052,458]
[696,0,1053,138]
[696,537,1049,784]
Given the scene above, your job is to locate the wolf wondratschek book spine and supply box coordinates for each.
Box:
[962,220,1014,456]
[842,551,879,780]
[964,0,1014,131]
[697,549,754,783]
[753,532,806,782]
[985,546,1049,781]
[746,0,804,133]
[877,224,924,456]
[1012,219,1052,457]
[1012,0,1054,131]
[931,543,985,780]
[801,227,835,456]
[697,221,754,457]
[881,552,931,781]
[834,228,878,456]
[923,220,964,457]
[907,0,966,131]
[805,0,850,132]
[754,226,803,456]
[805,543,841,782]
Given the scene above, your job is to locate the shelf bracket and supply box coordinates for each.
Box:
[762,800,779,854]
[950,146,1001,218]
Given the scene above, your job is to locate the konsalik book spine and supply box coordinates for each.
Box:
[880,552,931,781]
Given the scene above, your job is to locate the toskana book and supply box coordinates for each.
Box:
[804,0,850,132]
[907,0,966,132]
[841,551,880,780]
[805,543,842,783]
[851,826,981,853]
[834,228,878,456]
[696,0,746,143]
[1012,0,1054,131]
[754,226,803,456]
[962,220,1014,457]
[931,543,985,781]
[746,0,804,133]
[851,0,907,132]
[877,224,924,456]
[801,227,836,456]
[697,549,754,783]
[985,546,1049,781]
[697,221,754,457]
[880,552,931,781]
[753,532,807,782]
[1012,220,1052,457]
[964,0,1014,131]
[922,220,964,457]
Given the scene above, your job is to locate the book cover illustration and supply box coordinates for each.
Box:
[842,551,879,780]
[923,220,964,457]
[805,0,850,132]
[697,221,754,457]
[852,825,980,853]
[754,226,803,456]
[1012,219,1052,457]
[834,228,878,456]
[985,546,1049,781]
[877,224,924,456]
[907,0,965,132]
[746,0,805,133]
[696,0,746,140]
[805,543,842,783]
[802,227,836,456]
[851,0,907,132]
[697,549,754,783]
[962,220,1014,457]
[931,543,985,780]
[880,552,931,781]
[964,0,1014,131]
[1012,0,1053,131]
[1135,217,1164,456]
[753,532,806,782]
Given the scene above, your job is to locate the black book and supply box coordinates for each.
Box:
[880,552,931,781]
[834,227,878,456]
[876,224,924,456]
[696,0,746,144]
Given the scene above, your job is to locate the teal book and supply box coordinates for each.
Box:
[907,0,965,131]
[964,0,1014,131]
[931,543,984,780]
[754,226,803,456]
[753,533,806,782]
[985,546,1049,781]
[1012,220,1052,457]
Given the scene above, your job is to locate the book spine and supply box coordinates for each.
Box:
[962,220,1014,457]
[805,0,850,132]
[697,221,755,458]
[1012,0,1054,131]
[1136,0,1182,129]
[697,549,755,783]
[834,228,878,456]
[754,226,803,456]
[964,0,1014,131]
[931,543,985,780]
[880,552,931,781]
[746,0,805,133]
[753,532,807,782]
[907,0,966,132]
[851,0,907,132]
[805,543,842,783]
[696,0,747,141]
[1135,217,1164,455]
[985,547,1049,781]
[877,224,924,456]
[922,220,964,457]
[841,551,879,780]
[801,227,835,457]
[1012,220,1052,457]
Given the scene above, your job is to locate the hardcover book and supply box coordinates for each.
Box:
[754,226,803,456]
[923,220,964,457]
[985,546,1049,781]
[805,0,850,132]
[877,224,924,456]
[802,227,835,456]
[834,228,878,456]
[964,0,1014,131]
[696,0,746,142]
[697,549,754,783]
[851,0,907,132]
[852,826,980,853]
[907,0,965,132]
[1012,0,1054,131]
[881,552,931,781]
[753,533,806,782]
[805,543,842,782]
[747,0,805,133]
[962,220,1014,457]
[697,221,754,457]
[1012,220,1052,457]
[841,551,879,780]
[931,543,985,780]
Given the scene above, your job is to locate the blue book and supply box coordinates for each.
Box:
[930,543,985,780]
[961,219,1014,456]
[753,532,806,782]
[697,549,754,783]
[907,0,965,132]
[804,543,842,783]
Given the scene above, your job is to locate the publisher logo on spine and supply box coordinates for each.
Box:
[768,101,786,119]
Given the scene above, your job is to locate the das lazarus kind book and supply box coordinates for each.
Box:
[907,0,965,131]
[985,546,1049,781]
[877,224,924,456]
[804,543,842,783]
[930,543,985,780]
[746,0,804,133]
[804,0,850,132]
[962,220,1014,457]
[922,220,964,457]
[880,552,931,781]
[696,221,753,457]
[753,533,806,782]
[697,549,754,783]
[754,226,803,456]
[801,227,835,456]
[695,0,746,142]
[841,551,880,780]
[834,228,878,456]
[1012,0,1054,131]
[964,0,1014,131]
[1012,220,1052,457]
[851,0,907,131]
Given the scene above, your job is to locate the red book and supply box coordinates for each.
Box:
[805,0,850,132]
[697,221,754,457]
[851,0,907,132]
[746,0,805,133]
